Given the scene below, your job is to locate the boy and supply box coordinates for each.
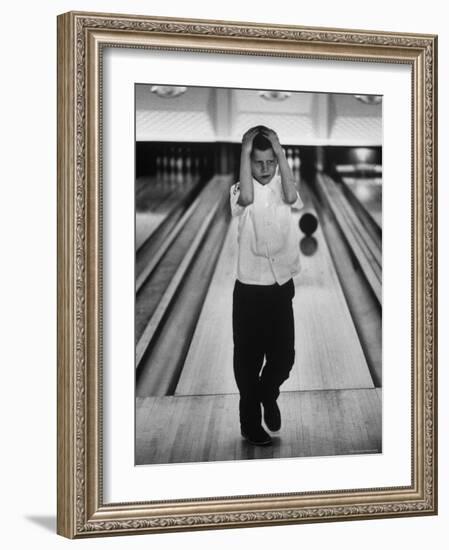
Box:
[230,125,303,446]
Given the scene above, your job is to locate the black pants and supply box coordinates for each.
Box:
[232,278,295,432]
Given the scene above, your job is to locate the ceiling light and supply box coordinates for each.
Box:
[354,94,382,105]
[150,86,187,98]
[258,90,291,101]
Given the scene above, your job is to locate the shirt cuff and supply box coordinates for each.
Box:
[291,191,304,210]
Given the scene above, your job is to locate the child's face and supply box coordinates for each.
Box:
[250,148,278,185]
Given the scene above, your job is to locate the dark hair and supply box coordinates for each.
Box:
[251,132,273,154]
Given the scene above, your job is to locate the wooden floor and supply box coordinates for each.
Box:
[136,389,382,464]
[176,185,373,395]
[136,175,197,250]
[136,179,381,465]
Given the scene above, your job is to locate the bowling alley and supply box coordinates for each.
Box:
[135,84,382,464]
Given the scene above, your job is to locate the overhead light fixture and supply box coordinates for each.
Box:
[150,86,187,98]
[354,94,382,105]
[258,90,291,101]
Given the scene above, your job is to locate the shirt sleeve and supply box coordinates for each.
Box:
[230,183,246,217]
[277,174,304,210]
[291,190,305,210]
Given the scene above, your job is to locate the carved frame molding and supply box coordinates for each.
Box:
[57,11,437,538]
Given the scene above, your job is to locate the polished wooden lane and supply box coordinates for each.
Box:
[136,176,228,349]
[136,205,230,396]
[136,174,198,251]
[287,184,374,391]
[339,177,382,244]
[314,175,382,386]
[174,218,237,395]
[175,182,374,396]
[341,176,382,229]
[136,177,233,396]
[136,388,382,464]
[315,174,381,305]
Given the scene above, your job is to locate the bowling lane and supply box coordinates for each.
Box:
[136,174,198,250]
[175,218,237,395]
[136,176,229,351]
[341,177,382,228]
[175,182,374,396]
[286,183,373,391]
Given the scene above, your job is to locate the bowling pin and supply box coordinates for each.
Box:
[194,155,200,177]
[169,147,176,186]
[176,147,183,186]
[162,152,169,181]
[156,154,162,184]
[287,148,294,171]
[185,148,192,182]
[293,149,301,172]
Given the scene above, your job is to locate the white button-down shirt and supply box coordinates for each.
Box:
[230,174,304,285]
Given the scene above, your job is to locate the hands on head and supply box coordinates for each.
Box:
[259,126,281,149]
[242,125,281,152]
[241,127,260,152]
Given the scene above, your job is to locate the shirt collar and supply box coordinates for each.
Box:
[253,175,277,191]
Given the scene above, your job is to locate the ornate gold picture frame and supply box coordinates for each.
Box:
[57,11,437,538]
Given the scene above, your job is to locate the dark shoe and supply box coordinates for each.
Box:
[263,399,281,432]
[241,426,272,446]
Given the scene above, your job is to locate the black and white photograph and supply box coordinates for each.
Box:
[52,6,437,540]
[135,84,383,465]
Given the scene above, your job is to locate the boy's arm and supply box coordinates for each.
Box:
[262,128,297,204]
[238,127,259,206]
[230,184,246,217]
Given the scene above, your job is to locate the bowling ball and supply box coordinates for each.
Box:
[299,213,318,236]
[300,236,318,256]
